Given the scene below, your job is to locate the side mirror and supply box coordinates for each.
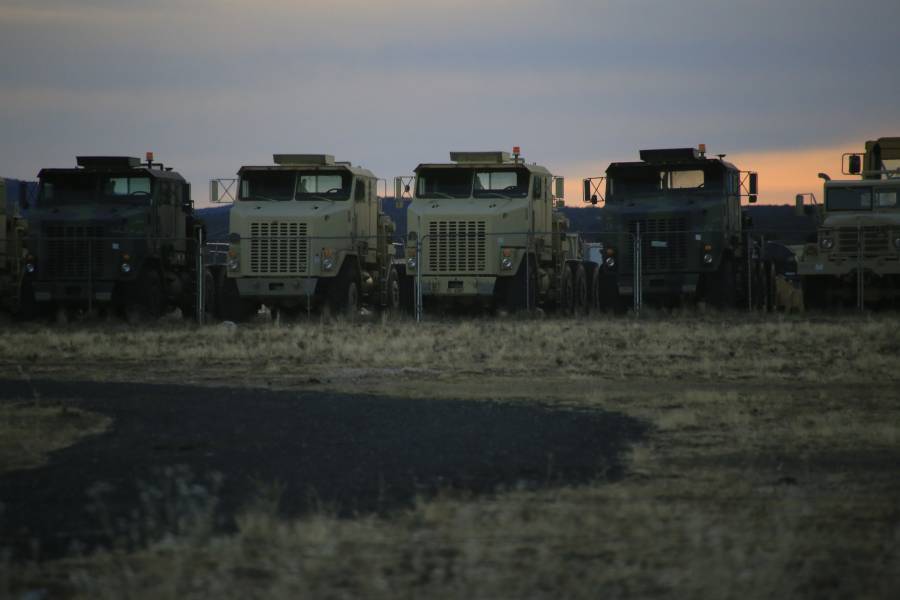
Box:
[591,194,598,206]
[18,185,29,211]
[583,179,591,204]
[848,154,861,175]
[794,193,804,217]
[554,177,565,199]
[748,172,758,195]
[182,183,192,211]
[209,180,218,205]
[748,194,757,204]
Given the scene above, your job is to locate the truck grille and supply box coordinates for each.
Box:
[42,224,106,279]
[624,217,689,272]
[426,220,487,273]
[248,222,309,274]
[836,227,890,257]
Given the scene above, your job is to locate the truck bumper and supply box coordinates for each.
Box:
[617,272,701,296]
[798,257,900,277]
[33,280,116,303]
[418,275,498,297]
[235,276,319,299]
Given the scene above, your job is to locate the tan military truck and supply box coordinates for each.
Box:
[795,137,900,308]
[0,179,31,315]
[402,150,605,314]
[217,154,401,319]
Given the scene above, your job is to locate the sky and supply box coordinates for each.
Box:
[1,0,898,206]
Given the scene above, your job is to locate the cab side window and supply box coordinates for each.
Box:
[533,176,542,199]
[355,179,366,202]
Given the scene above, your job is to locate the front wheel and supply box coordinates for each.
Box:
[385,266,401,314]
[574,264,588,316]
[125,267,163,322]
[329,262,360,318]
[559,264,575,315]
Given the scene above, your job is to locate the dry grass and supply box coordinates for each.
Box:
[0,402,111,474]
[3,312,900,598]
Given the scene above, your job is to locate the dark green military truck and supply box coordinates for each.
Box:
[25,155,214,318]
[584,146,759,308]
[1,179,29,315]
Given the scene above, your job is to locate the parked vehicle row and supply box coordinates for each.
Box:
[3,137,897,321]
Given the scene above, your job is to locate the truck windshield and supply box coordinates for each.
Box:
[239,171,351,201]
[608,166,724,201]
[39,173,153,205]
[416,169,473,199]
[473,169,529,198]
[826,187,873,211]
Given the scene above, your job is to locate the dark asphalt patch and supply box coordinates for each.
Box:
[0,379,645,560]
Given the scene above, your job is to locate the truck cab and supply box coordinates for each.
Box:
[26,155,198,317]
[796,137,900,307]
[587,147,757,307]
[221,154,398,318]
[404,150,595,313]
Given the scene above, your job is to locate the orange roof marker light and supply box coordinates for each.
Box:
[698,144,706,157]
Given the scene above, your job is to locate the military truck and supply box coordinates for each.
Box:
[26,154,213,319]
[583,146,760,308]
[794,137,900,308]
[403,150,604,314]
[0,179,30,315]
[217,154,401,319]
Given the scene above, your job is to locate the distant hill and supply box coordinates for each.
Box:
[197,201,816,245]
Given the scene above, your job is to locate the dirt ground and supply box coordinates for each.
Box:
[1,315,899,599]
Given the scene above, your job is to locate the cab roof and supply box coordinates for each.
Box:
[415,151,552,176]
[607,148,739,173]
[37,156,185,182]
[238,154,376,179]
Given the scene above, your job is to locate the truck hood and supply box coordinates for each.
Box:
[230,200,351,224]
[407,198,527,219]
[824,212,900,228]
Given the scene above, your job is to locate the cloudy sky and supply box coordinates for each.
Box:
[1,0,898,205]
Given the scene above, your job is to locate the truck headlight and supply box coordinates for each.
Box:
[605,256,616,268]
[820,237,834,250]
[703,253,713,264]
[322,257,335,271]
[501,257,513,270]
[25,262,36,274]
[227,257,240,271]
[121,262,132,273]
[407,256,417,270]
[894,236,900,250]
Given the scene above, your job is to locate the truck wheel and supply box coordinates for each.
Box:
[330,263,360,318]
[574,264,589,316]
[398,270,415,315]
[593,268,622,314]
[708,257,736,309]
[506,255,537,312]
[801,276,826,311]
[15,277,39,321]
[126,267,163,322]
[560,264,575,315]
[385,267,401,313]
[219,276,257,322]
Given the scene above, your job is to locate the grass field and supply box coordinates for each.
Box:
[2,312,900,598]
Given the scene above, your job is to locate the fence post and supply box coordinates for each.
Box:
[856,222,864,311]
[87,237,93,315]
[746,234,753,312]
[632,227,642,314]
[415,236,423,322]
[196,231,204,324]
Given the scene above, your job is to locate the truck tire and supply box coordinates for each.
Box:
[593,268,622,314]
[398,269,415,315]
[125,267,163,322]
[385,266,401,314]
[218,275,258,322]
[330,262,360,318]
[707,257,736,309]
[574,264,588,316]
[505,254,537,312]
